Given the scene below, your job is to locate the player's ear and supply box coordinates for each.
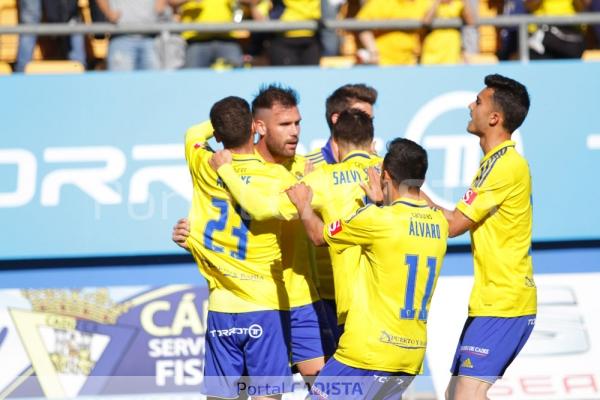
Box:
[330,112,340,126]
[489,111,501,128]
[254,118,266,137]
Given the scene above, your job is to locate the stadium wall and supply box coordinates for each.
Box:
[1,61,599,259]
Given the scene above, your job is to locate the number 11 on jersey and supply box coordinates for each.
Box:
[400,255,438,321]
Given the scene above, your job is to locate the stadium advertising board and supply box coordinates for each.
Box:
[1,62,599,259]
[1,272,599,399]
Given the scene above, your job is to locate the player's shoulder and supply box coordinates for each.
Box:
[344,203,379,224]
[305,148,327,166]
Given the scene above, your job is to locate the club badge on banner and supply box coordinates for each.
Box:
[0,285,209,398]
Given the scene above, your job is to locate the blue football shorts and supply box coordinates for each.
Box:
[322,298,343,344]
[311,357,414,400]
[202,309,293,398]
[450,315,536,383]
[290,300,336,364]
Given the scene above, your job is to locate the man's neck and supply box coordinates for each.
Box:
[229,142,255,155]
[480,130,511,155]
[338,145,370,161]
[387,185,421,205]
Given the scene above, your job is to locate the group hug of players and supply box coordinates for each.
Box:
[172,75,537,400]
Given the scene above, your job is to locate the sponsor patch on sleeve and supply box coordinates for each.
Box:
[462,188,477,205]
[328,220,342,236]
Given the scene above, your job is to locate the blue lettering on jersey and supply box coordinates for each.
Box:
[409,219,441,239]
[333,170,362,185]
[240,175,251,184]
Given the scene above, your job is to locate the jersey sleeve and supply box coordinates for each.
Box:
[456,164,514,223]
[216,163,299,221]
[323,205,375,253]
[300,169,327,212]
[185,120,214,172]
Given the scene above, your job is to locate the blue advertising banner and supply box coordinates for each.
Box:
[1,61,599,259]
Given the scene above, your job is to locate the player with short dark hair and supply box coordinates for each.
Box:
[184,96,294,399]
[305,83,379,340]
[424,74,536,400]
[285,138,448,400]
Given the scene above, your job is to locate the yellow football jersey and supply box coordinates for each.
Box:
[302,151,382,325]
[218,150,382,324]
[325,199,448,373]
[456,140,537,317]
[276,154,321,308]
[215,153,320,308]
[185,122,291,312]
[304,145,336,301]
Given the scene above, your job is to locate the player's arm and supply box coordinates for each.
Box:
[184,120,214,165]
[286,183,326,246]
[421,191,474,238]
[210,150,299,221]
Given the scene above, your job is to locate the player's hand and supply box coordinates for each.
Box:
[286,183,313,217]
[360,167,384,204]
[304,160,314,176]
[209,150,233,171]
[172,218,190,250]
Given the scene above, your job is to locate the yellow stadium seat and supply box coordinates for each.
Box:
[583,50,600,61]
[320,55,356,68]
[0,61,11,74]
[0,0,18,64]
[24,60,85,74]
[464,52,499,64]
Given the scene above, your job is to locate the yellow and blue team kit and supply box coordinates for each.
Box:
[451,140,536,382]
[184,122,294,398]
[325,200,448,373]
[218,149,383,330]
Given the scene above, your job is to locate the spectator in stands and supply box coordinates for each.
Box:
[462,0,479,58]
[356,0,430,66]
[170,0,260,68]
[590,0,600,47]
[256,0,322,66]
[320,0,345,56]
[15,0,86,72]
[491,0,527,60]
[421,0,475,64]
[526,0,591,59]
[96,0,169,71]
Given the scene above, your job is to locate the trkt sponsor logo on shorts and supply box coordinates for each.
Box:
[209,324,263,338]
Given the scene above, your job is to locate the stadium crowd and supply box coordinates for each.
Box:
[2,0,600,72]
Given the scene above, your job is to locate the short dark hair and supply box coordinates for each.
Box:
[325,84,377,131]
[383,138,428,188]
[484,74,530,133]
[251,84,299,115]
[332,109,374,147]
[209,96,253,149]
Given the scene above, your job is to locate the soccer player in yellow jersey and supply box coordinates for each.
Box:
[177,85,334,381]
[424,74,536,400]
[214,109,381,341]
[248,85,334,377]
[184,96,293,399]
[304,84,378,338]
[285,138,448,400]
